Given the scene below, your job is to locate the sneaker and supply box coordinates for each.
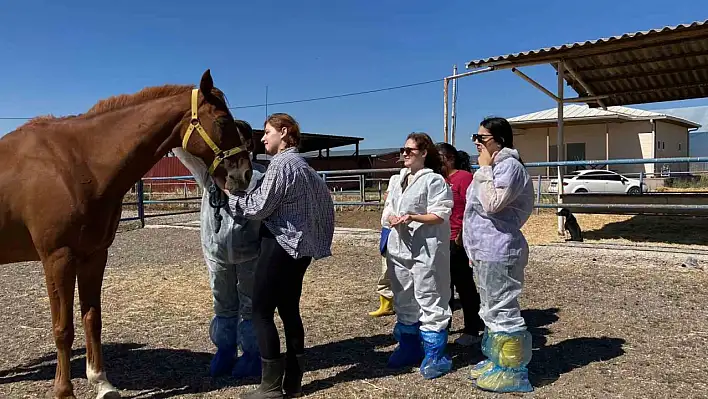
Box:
[455,333,482,347]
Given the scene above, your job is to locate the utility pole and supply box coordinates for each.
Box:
[451,65,458,146]
[265,85,269,118]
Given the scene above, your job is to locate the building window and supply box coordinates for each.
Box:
[679,142,682,151]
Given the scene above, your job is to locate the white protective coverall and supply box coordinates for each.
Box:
[172,148,266,379]
[462,146,535,393]
[381,167,454,379]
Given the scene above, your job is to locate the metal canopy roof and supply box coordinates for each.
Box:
[465,20,708,107]
[251,130,363,155]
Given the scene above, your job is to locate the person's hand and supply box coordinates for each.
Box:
[213,175,227,191]
[477,145,498,167]
[455,233,463,246]
[398,214,414,225]
[388,215,401,226]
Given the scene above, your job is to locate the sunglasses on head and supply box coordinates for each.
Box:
[400,147,419,156]
[472,133,494,143]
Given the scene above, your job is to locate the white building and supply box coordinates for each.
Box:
[508,104,701,177]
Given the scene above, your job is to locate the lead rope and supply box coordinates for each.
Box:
[208,183,228,233]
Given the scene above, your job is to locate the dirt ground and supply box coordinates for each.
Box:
[2,212,708,398]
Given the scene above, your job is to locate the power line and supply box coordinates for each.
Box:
[0,76,444,120]
[229,77,444,109]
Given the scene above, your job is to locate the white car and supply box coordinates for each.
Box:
[548,170,646,195]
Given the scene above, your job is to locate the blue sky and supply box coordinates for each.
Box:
[1,0,706,155]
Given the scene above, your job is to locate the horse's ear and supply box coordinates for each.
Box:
[200,69,214,95]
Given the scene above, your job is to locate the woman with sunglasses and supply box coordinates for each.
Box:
[381,132,454,380]
[463,117,535,393]
[435,142,484,347]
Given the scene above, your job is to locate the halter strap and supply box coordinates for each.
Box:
[182,89,248,175]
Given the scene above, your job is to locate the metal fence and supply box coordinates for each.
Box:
[120,156,708,227]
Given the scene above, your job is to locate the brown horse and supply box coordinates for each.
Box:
[0,70,253,399]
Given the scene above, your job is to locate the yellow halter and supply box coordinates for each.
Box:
[181,89,248,175]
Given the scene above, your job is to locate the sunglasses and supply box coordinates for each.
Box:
[472,134,494,144]
[400,147,420,156]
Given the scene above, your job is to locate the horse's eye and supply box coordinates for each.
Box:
[215,117,233,128]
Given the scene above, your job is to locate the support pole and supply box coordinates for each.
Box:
[557,61,565,235]
[137,179,145,228]
[564,63,607,109]
[451,65,458,146]
[443,78,450,143]
[512,68,559,101]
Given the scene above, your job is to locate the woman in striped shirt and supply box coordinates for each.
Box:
[226,113,335,399]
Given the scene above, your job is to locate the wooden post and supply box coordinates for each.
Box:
[443,78,450,143]
[451,65,458,146]
[557,61,565,235]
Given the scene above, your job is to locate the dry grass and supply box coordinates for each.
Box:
[655,187,708,193]
[2,212,708,398]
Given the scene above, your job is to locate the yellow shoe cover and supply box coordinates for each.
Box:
[475,365,533,393]
[488,331,532,369]
[468,359,493,380]
[474,330,533,393]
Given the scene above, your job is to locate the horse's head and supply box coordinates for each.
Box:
[179,69,253,192]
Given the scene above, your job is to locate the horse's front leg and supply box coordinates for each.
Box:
[42,247,78,399]
[78,249,120,399]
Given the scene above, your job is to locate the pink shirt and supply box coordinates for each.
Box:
[446,170,473,240]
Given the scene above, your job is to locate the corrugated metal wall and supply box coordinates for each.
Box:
[143,157,197,193]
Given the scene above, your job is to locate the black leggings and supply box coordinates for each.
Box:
[252,226,311,360]
[449,240,484,334]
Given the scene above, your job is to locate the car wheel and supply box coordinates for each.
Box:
[627,186,641,195]
[574,188,588,193]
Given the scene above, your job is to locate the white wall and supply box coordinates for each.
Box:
[655,121,689,174]
[512,120,690,177]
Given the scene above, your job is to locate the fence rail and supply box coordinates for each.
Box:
[120,157,708,227]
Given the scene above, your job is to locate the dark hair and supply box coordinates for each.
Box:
[457,150,472,172]
[234,119,254,151]
[435,142,472,174]
[406,132,444,175]
[480,116,514,148]
[479,116,524,165]
[265,113,301,147]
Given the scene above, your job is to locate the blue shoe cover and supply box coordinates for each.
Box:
[475,330,533,393]
[419,329,452,379]
[209,316,239,377]
[387,322,424,368]
[211,347,237,377]
[232,320,261,378]
[480,327,491,358]
[475,364,533,393]
[232,350,261,378]
[468,359,494,380]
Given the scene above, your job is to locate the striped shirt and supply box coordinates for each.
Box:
[228,147,335,260]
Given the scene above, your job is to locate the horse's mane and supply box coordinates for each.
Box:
[86,84,195,116]
[21,84,227,128]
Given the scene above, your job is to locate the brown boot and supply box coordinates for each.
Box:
[283,353,304,398]
[240,356,285,399]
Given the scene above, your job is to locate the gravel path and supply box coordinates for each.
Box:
[1,216,708,398]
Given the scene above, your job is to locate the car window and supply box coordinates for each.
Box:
[576,173,605,180]
[603,174,623,181]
